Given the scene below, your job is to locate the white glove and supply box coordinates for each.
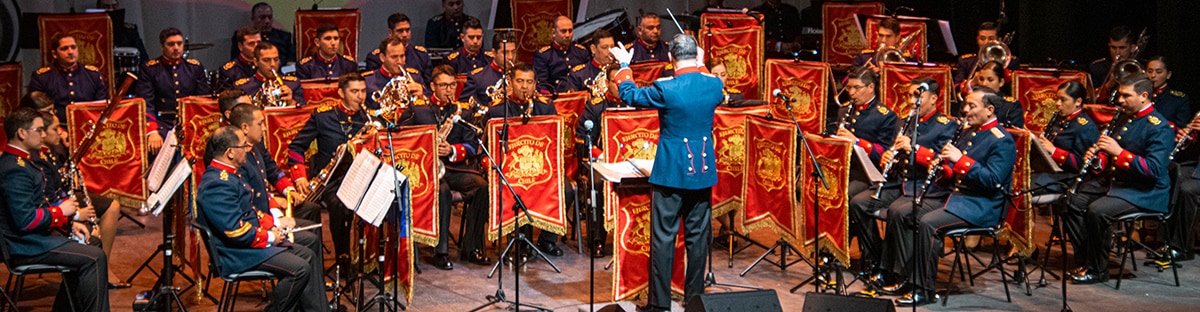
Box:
[610,42,634,67]
[696,47,705,65]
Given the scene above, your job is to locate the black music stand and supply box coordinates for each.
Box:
[132,133,190,312]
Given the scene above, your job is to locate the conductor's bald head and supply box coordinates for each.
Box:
[669,34,698,61]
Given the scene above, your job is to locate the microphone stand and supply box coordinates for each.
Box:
[779,97,837,295]
[584,123,598,312]
[908,98,922,312]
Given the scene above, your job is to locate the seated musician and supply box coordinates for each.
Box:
[485,63,565,257]
[221,26,261,90]
[849,77,957,291]
[953,22,1020,86]
[1068,76,1174,284]
[444,17,492,75]
[28,34,106,129]
[833,67,898,198]
[395,64,490,268]
[235,42,305,106]
[365,13,432,82]
[1154,56,1199,261]
[575,64,625,257]
[853,17,916,72]
[197,126,327,311]
[459,32,519,104]
[296,24,358,81]
[889,88,1016,306]
[707,59,745,106]
[533,15,591,94]
[565,29,617,93]
[969,61,1024,128]
[135,27,209,150]
[287,73,372,270]
[364,36,429,109]
[1032,81,1099,193]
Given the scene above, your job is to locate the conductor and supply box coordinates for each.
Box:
[610,34,723,312]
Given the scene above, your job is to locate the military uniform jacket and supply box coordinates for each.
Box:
[1087,58,1112,89]
[425,14,470,49]
[534,42,592,94]
[627,39,671,65]
[936,119,1016,227]
[618,66,724,190]
[235,73,306,106]
[994,93,1024,129]
[1153,84,1195,128]
[896,112,958,196]
[0,145,72,258]
[397,99,481,173]
[565,60,606,93]
[295,53,358,81]
[458,62,503,104]
[364,67,429,110]
[32,146,69,202]
[446,49,493,75]
[484,95,557,121]
[239,143,296,215]
[844,98,899,166]
[953,54,1021,85]
[197,162,284,277]
[576,94,625,161]
[219,56,256,91]
[230,28,295,65]
[1095,105,1174,212]
[28,63,107,124]
[135,57,211,134]
[1046,110,1100,172]
[366,44,433,83]
[287,103,368,179]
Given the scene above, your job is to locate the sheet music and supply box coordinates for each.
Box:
[852,145,886,183]
[358,164,406,226]
[592,158,654,183]
[938,20,957,55]
[150,159,192,216]
[337,149,380,210]
[147,129,178,192]
[1029,138,1063,173]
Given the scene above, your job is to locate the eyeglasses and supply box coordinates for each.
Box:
[26,126,45,133]
[231,142,253,150]
[434,82,457,89]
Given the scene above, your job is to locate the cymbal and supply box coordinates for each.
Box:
[184,42,214,51]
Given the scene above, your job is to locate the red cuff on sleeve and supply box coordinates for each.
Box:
[289,164,308,181]
[941,164,954,179]
[1114,150,1136,170]
[49,206,68,228]
[273,178,295,194]
[953,155,976,176]
[250,226,270,248]
[257,211,276,229]
[450,143,467,163]
[614,68,633,84]
[590,147,603,159]
[914,146,936,167]
[856,139,873,152]
[1051,147,1070,165]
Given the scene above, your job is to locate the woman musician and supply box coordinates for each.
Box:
[1033,81,1101,194]
[968,61,1025,128]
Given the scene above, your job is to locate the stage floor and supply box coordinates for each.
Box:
[4,207,1199,311]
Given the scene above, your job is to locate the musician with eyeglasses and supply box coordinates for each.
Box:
[833,67,898,198]
[849,77,957,291]
[235,42,305,106]
[395,64,489,268]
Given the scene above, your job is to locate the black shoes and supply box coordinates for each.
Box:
[538,242,564,257]
[878,282,911,296]
[432,253,454,270]
[895,289,938,306]
[1070,269,1108,284]
[462,249,491,265]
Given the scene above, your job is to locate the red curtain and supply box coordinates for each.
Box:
[510,0,572,65]
[294,9,362,61]
[821,2,884,65]
[712,105,770,221]
[879,64,953,119]
[763,60,828,134]
[742,116,800,247]
[39,13,114,97]
[486,115,567,240]
[1011,70,1091,135]
[699,26,765,100]
[65,98,148,206]
[798,134,853,265]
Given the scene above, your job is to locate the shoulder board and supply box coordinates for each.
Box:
[431,14,444,22]
[282,76,297,81]
[84,65,99,72]
[725,87,741,94]
[663,41,670,46]
[146,59,160,66]
[219,171,229,181]
[235,77,251,86]
[471,67,485,75]
[665,63,674,70]
[317,105,334,113]
[592,96,604,105]
[1090,58,1106,65]
[538,46,551,53]
[447,51,460,60]
[15,158,24,167]
[624,42,634,49]
[960,53,976,59]
[1004,96,1016,102]
[187,58,201,66]
[414,45,427,52]
[371,48,380,55]
[937,116,950,124]
[991,127,1005,138]
[342,54,355,62]
[536,94,550,103]
[1171,90,1186,97]
[484,51,495,58]
[35,67,51,75]
[223,61,236,70]
[300,57,312,64]
[406,67,419,74]
[491,97,504,105]
[571,64,586,72]
[861,49,876,54]
[1076,117,1088,126]
[360,70,375,77]
[876,105,890,114]
[1148,115,1162,126]
[574,43,586,50]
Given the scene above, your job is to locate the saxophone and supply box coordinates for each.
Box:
[435,105,463,179]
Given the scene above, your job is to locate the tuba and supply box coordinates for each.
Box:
[958,34,1013,102]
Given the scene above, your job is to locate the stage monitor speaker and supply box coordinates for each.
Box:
[802,292,896,312]
[685,289,782,312]
[597,304,627,312]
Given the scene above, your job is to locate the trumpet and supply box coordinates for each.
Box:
[916,121,969,205]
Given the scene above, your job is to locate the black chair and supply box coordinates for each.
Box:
[194,222,279,312]
[0,234,75,312]
[939,196,1013,306]
[1110,162,1181,290]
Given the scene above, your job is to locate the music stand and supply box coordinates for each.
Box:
[336,138,407,312]
[855,14,958,64]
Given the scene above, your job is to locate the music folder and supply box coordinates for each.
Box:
[147,129,179,192]
[1029,138,1063,173]
[337,149,409,226]
[851,145,886,184]
[592,158,654,184]
[147,158,192,216]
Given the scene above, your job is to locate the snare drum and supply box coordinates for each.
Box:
[573,9,635,45]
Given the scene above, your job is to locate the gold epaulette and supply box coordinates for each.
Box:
[371,48,380,55]
[960,53,976,59]
[1149,115,1162,126]
[343,55,356,62]
[937,116,950,124]
[447,51,460,60]
[223,61,236,70]
[877,105,889,114]
[235,77,251,86]
[484,51,495,58]
[538,46,551,53]
[1004,96,1016,102]
[1076,117,1088,126]
[471,67,484,75]
[592,96,604,104]
[146,59,160,66]
[1171,90,1187,97]
[990,127,1005,138]
[187,59,201,65]
[414,45,427,52]
[283,76,297,81]
[571,64,586,72]
[35,67,50,75]
[84,65,99,72]
[574,43,586,50]
[317,105,334,113]
[624,42,634,49]
[861,49,876,54]
[361,70,375,77]
[299,57,312,64]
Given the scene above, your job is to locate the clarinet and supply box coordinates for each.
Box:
[1068,109,1126,193]
[872,112,916,199]
[1042,112,1064,142]
[916,121,970,205]
[1169,110,1200,160]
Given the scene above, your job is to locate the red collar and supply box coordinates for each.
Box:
[919,110,938,123]
[977,118,999,131]
[3,144,30,159]
[254,72,267,82]
[238,54,254,65]
[508,94,528,103]
[461,47,477,57]
[339,102,359,115]
[432,96,453,107]
[638,38,657,50]
[856,98,876,112]
[161,56,182,66]
[38,146,49,154]
[211,160,238,174]
[1065,109,1083,120]
[317,52,337,64]
[674,66,702,76]
[490,61,502,72]
[58,62,79,72]
[1133,104,1155,118]
[1155,84,1168,95]
[591,60,604,69]
[380,66,395,78]
[552,41,567,51]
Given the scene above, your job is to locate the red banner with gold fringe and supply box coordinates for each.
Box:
[39,13,113,97]
[610,180,687,301]
[0,62,20,118]
[865,16,927,63]
[630,61,670,87]
[742,116,800,247]
[295,9,361,61]
[763,60,828,134]
[601,109,660,229]
[360,126,440,247]
[700,13,759,29]
[300,80,342,110]
[511,0,572,65]
[65,99,147,206]
[699,26,764,100]
[264,107,314,168]
[486,116,567,240]
[1084,104,1118,125]
[879,64,953,119]
[555,91,588,178]
[1011,70,1091,135]
[1000,128,1035,257]
[822,2,884,65]
[712,105,770,221]
[799,134,853,266]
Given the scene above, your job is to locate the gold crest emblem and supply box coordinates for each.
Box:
[220,170,229,181]
[505,135,553,189]
[615,129,658,161]
[753,138,786,192]
[830,16,867,56]
[620,202,653,256]
[776,77,818,118]
[1024,88,1058,131]
[81,119,136,170]
[520,12,558,53]
[937,116,950,124]
[814,154,844,211]
[715,129,746,175]
[1148,115,1161,125]
[710,44,753,89]
[1077,117,1088,126]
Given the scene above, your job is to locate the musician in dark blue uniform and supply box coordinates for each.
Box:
[534,16,592,94]
[1033,81,1100,192]
[296,24,358,81]
[221,26,261,90]
[575,65,626,257]
[229,3,295,65]
[197,126,326,312]
[444,18,492,75]
[136,28,211,138]
[366,14,432,83]
[627,12,672,66]
[1088,26,1139,88]
[954,22,1020,86]
[1150,57,1200,261]
[849,77,956,287]
[459,32,519,104]
[288,73,371,266]
[28,34,107,128]
[364,37,429,109]
[1147,57,1195,128]
[834,67,898,197]
[1068,76,1174,284]
[565,29,617,93]
[1,108,107,311]
[424,0,474,50]
[969,61,1024,128]
[853,17,916,70]
[755,0,802,58]
[235,42,305,107]
[612,34,722,311]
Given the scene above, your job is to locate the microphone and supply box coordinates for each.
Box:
[583,120,594,131]
[772,89,795,103]
[452,115,484,133]
[914,82,930,95]
[583,120,596,162]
